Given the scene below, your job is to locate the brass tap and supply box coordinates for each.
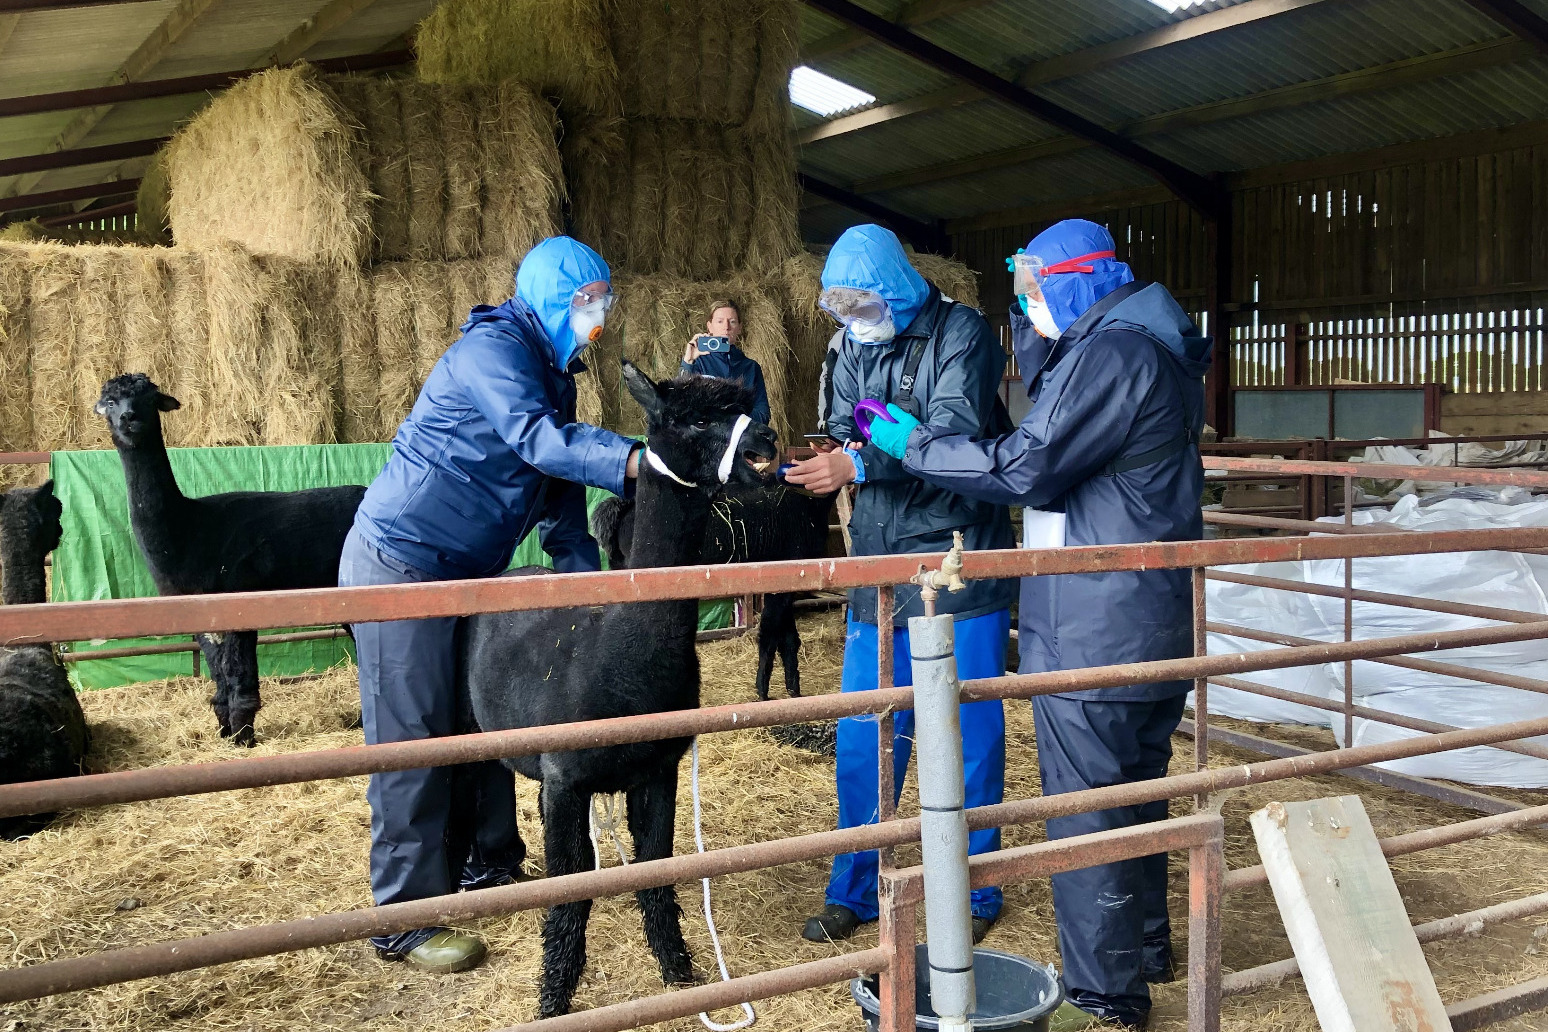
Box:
[912,531,968,617]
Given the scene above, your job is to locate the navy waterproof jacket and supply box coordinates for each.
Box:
[680,346,770,425]
[354,298,637,579]
[905,282,1212,701]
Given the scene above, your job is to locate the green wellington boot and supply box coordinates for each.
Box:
[401,930,488,974]
[1048,1001,1108,1032]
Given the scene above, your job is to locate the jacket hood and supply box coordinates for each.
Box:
[1093,282,1213,377]
[821,224,930,339]
[1022,219,1134,333]
[514,236,611,368]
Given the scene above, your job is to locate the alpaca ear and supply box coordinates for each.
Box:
[621,359,663,421]
[37,480,53,499]
[93,398,109,416]
[156,392,181,412]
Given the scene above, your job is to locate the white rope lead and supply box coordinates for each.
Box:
[693,737,756,1031]
[588,792,631,871]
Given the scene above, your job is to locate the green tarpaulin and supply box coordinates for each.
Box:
[50,444,730,689]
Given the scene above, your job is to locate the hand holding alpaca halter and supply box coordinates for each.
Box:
[643,414,754,489]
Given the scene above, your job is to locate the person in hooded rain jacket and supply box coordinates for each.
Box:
[340,236,644,975]
[863,219,1212,1031]
[783,224,1016,944]
[679,299,771,425]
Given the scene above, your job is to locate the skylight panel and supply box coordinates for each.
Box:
[1147,0,1207,11]
[789,66,876,117]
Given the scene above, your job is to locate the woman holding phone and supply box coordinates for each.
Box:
[680,299,770,424]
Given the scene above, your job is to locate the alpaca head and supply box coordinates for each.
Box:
[0,480,61,605]
[95,373,179,448]
[622,360,778,491]
[0,480,61,559]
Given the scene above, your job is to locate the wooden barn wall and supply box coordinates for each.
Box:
[951,140,1548,397]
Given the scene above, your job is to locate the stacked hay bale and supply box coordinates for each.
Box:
[417,0,804,440]
[160,64,568,438]
[0,242,358,458]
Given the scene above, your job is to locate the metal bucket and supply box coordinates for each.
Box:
[850,945,1064,1031]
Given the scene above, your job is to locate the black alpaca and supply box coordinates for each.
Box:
[460,363,778,1018]
[591,484,833,700]
[0,481,89,840]
[94,374,366,746]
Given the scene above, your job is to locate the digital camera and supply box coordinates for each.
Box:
[695,334,731,354]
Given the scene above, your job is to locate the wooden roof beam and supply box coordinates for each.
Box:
[798,172,946,251]
[1458,0,1548,54]
[801,0,1224,218]
[797,0,1333,147]
[0,177,138,213]
[841,36,1534,198]
[0,49,412,118]
[802,0,993,63]
[1,0,219,199]
[0,135,166,178]
[0,0,155,10]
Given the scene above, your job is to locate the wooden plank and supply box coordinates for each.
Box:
[1251,796,1450,1032]
[1440,389,1548,416]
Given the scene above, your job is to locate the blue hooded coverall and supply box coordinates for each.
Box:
[341,237,640,956]
[680,346,771,425]
[820,225,1015,923]
[895,220,1212,1027]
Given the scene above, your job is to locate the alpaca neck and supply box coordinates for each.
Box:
[0,538,46,606]
[626,471,712,571]
[115,419,186,520]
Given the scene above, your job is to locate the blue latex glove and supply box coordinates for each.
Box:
[867,403,921,460]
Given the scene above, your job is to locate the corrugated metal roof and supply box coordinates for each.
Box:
[797,0,1548,232]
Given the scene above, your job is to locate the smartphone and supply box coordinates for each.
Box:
[804,432,843,445]
[695,334,731,354]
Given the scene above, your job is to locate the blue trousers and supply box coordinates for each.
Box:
[1031,693,1187,1027]
[827,609,1009,922]
[340,529,525,955]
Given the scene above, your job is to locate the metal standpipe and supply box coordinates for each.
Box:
[909,611,976,1031]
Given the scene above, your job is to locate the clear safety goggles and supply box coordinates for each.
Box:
[571,285,616,311]
[1008,249,1116,301]
[818,287,890,328]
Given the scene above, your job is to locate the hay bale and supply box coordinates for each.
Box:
[136,151,172,244]
[415,0,797,131]
[0,249,34,463]
[602,274,793,442]
[905,249,981,308]
[167,66,561,266]
[366,257,516,439]
[568,118,798,278]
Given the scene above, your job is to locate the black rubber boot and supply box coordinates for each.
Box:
[801,903,866,942]
[971,914,997,944]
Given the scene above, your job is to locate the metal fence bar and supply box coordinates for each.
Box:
[8,617,1548,819]
[1206,568,1547,625]
[6,717,1548,1005]
[496,949,889,1032]
[6,528,1548,647]
[1206,455,1548,489]
[1224,802,1548,892]
[1222,890,1548,996]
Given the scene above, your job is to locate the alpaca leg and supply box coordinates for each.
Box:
[222,631,261,747]
[538,781,594,1018]
[754,612,778,702]
[627,773,695,987]
[769,593,802,698]
[197,633,232,737]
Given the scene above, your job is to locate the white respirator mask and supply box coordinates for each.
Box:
[847,314,896,344]
[569,300,609,350]
[1021,295,1063,341]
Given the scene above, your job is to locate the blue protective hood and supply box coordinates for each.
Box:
[1099,282,1213,377]
[821,224,930,343]
[514,236,611,369]
[1021,219,1134,334]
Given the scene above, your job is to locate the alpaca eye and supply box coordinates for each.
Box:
[693,420,710,430]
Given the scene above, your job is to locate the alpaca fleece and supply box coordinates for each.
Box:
[95,374,365,745]
[458,366,779,1018]
[0,481,88,839]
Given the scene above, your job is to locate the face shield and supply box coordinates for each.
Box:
[819,287,896,344]
[1008,248,1116,339]
[568,284,616,350]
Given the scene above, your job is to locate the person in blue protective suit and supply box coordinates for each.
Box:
[339,236,645,975]
[679,299,771,425]
[863,219,1212,1031]
[783,224,1016,945]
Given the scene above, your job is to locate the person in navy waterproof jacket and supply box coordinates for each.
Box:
[678,299,771,425]
[783,224,1016,946]
[339,236,644,976]
[863,219,1212,1031]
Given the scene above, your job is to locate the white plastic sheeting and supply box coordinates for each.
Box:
[1196,491,1548,787]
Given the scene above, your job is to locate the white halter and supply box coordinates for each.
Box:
[643,414,753,489]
